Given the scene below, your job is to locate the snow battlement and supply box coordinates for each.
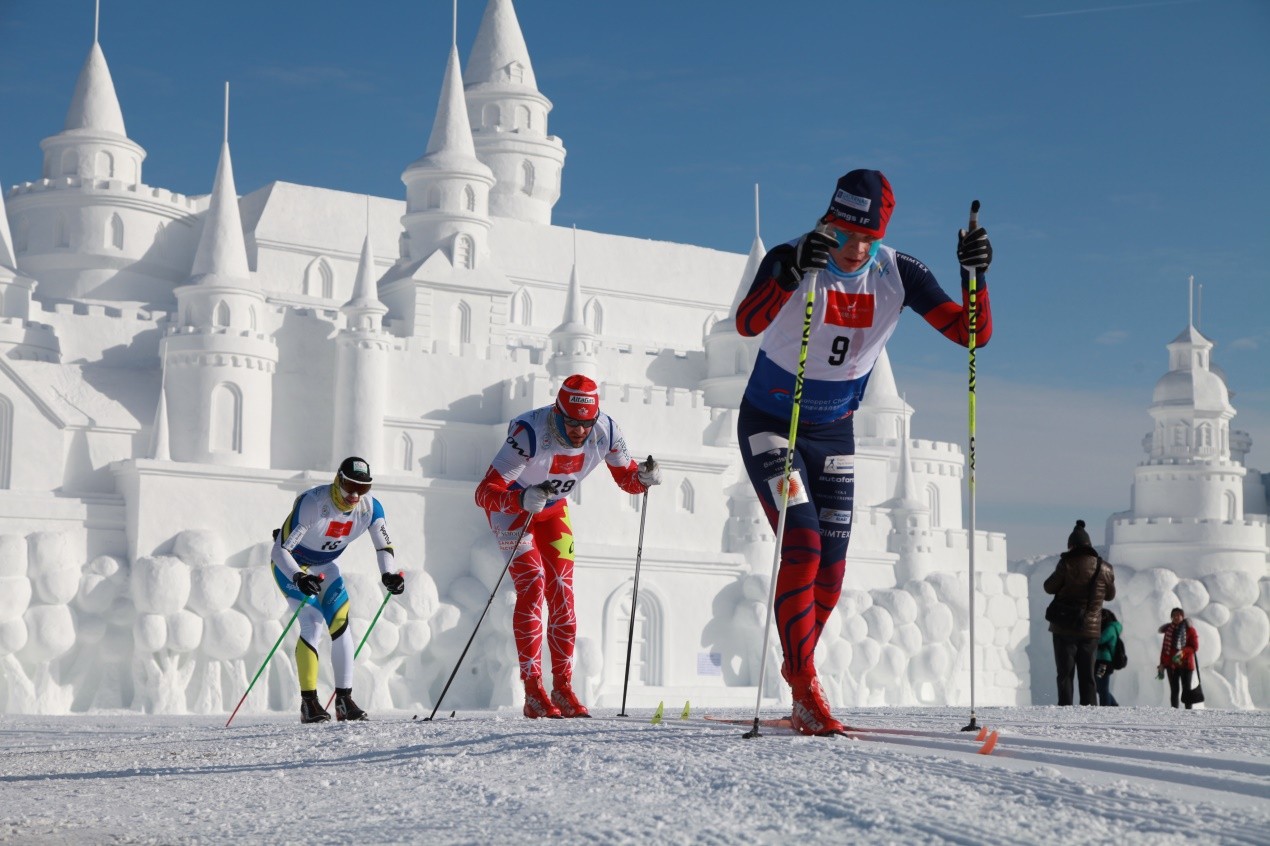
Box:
[40,300,165,322]
[7,178,200,211]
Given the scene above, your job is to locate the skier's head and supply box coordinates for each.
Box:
[1066,519,1090,549]
[332,456,372,511]
[555,375,600,446]
[822,169,895,239]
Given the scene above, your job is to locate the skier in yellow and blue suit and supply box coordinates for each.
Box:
[271,456,405,723]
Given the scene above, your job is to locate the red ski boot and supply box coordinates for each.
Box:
[523,676,563,719]
[550,676,591,718]
[788,673,845,736]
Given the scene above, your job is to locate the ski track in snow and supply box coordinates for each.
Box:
[1,707,1267,845]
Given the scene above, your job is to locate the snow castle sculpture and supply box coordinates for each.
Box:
[0,1,1025,715]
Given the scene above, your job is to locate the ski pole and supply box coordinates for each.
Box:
[323,572,402,712]
[423,515,533,721]
[961,199,981,733]
[744,228,827,739]
[226,573,323,728]
[618,455,655,717]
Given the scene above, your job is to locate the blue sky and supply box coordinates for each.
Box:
[1,0,1267,560]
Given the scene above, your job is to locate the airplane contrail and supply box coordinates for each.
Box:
[1024,0,1203,19]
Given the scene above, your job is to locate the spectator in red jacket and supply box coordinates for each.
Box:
[1157,607,1199,709]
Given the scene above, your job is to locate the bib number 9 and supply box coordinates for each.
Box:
[828,335,850,366]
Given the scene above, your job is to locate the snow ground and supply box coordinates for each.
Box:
[2,706,1267,845]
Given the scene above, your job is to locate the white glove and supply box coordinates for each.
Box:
[520,482,553,514]
[637,457,662,488]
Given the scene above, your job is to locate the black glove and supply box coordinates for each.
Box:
[957,226,992,272]
[294,571,322,597]
[779,229,836,289]
[382,572,405,595]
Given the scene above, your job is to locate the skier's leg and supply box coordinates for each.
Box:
[537,502,577,680]
[800,416,856,650]
[489,510,547,681]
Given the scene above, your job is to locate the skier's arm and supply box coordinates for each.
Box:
[603,417,648,495]
[475,421,534,514]
[735,244,798,337]
[899,252,994,348]
[367,498,396,576]
[271,495,308,580]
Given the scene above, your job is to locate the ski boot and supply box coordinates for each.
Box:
[788,672,845,736]
[550,675,591,718]
[523,676,563,719]
[334,687,368,722]
[300,690,332,724]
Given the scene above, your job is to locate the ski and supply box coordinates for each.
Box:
[702,715,1000,755]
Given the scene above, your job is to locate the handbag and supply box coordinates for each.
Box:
[1045,558,1103,629]
[1112,636,1128,670]
[1182,663,1205,705]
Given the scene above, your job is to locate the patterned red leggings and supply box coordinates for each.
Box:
[486,500,576,681]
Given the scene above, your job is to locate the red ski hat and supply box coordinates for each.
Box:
[823,169,895,238]
[556,374,600,421]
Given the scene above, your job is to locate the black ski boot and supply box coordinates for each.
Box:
[334,687,368,722]
[300,690,331,724]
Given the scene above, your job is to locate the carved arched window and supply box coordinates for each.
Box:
[398,433,414,472]
[521,160,535,196]
[210,383,242,453]
[455,234,475,270]
[606,583,664,686]
[584,297,603,334]
[464,184,476,213]
[1197,423,1213,449]
[214,300,231,328]
[483,104,501,129]
[61,150,79,178]
[515,105,531,130]
[1224,490,1237,522]
[507,62,524,84]
[452,300,472,344]
[304,257,334,299]
[427,187,441,210]
[108,213,124,249]
[96,150,114,178]
[511,287,533,326]
[0,395,12,488]
[677,479,695,514]
[926,483,942,527]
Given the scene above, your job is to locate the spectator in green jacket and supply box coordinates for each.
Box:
[1095,608,1122,706]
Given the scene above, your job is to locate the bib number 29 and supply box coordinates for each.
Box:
[828,336,850,366]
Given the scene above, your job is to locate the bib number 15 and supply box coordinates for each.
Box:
[828,335,850,366]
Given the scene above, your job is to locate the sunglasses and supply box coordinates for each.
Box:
[561,415,597,430]
[338,473,372,497]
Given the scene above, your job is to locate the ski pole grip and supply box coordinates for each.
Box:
[968,199,980,231]
[644,455,655,471]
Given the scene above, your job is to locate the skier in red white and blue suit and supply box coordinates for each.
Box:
[735,169,994,734]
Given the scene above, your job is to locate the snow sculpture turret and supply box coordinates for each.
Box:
[7,16,202,305]
[546,228,598,382]
[160,90,277,467]
[400,45,495,269]
[382,25,514,347]
[332,227,392,469]
[0,186,59,364]
[882,415,935,582]
[854,348,911,441]
[464,0,566,224]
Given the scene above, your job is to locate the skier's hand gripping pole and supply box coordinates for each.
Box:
[744,224,831,739]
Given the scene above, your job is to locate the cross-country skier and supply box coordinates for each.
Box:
[475,375,661,718]
[271,456,405,723]
[735,169,994,734]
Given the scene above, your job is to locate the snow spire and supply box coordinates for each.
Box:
[342,201,388,331]
[422,46,480,163]
[64,40,126,137]
[464,0,538,90]
[547,226,597,380]
[150,374,170,461]
[883,407,926,513]
[190,83,251,284]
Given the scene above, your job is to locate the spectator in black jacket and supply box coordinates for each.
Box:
[1043,520,1116,706]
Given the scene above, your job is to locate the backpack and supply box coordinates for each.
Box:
[1112,636,1128,670]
